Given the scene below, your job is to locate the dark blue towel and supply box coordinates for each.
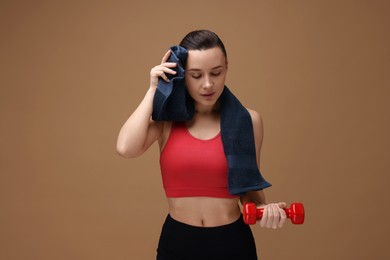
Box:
[152,45,271,195]
[152,46,194,121]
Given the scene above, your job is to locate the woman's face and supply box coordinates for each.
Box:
[185,47,228,111]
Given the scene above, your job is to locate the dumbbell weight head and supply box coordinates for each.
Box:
[288,203,305,224]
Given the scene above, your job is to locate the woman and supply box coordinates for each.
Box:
[117,30,287,260]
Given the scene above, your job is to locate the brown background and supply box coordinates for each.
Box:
[1,0,389,259]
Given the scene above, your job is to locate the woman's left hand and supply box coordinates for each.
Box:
[258,202,287,229]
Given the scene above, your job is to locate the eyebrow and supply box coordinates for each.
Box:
[187,65,224,72]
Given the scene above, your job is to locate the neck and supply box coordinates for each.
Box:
[188,105,220,127]
[194,101,220,115]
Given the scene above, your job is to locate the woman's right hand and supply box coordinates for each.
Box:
[149,49,177,89]
[258,202,287,229]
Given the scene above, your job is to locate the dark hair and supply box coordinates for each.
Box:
[179,30,227,58]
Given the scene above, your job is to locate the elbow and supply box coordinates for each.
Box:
[116,144,130,158]
[116,142,143,159]
[116,143,136,159]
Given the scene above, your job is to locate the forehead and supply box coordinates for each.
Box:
[186,47,226,70]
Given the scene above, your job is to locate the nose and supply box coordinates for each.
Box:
[202,75,213,89]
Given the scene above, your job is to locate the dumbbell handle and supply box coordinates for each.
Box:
[243,202,305,225]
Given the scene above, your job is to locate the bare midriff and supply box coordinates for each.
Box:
[167,197,241,227]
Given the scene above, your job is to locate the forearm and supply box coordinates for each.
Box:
[240,190,267,206]
[116,87,159,158]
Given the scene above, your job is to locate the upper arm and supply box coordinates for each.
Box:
[240,109,267,205]
[139,120,163,155]
[247,108,264,168]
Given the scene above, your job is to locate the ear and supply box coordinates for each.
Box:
[225,59,229,70]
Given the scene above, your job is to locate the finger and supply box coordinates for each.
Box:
[271,204,280,229]
[159,66,177,75]
[161,62,177,68]
[266,205,274,228]
[278,202,287,209]
[158,71,170,82]
[151,67,177,80]
[151,65,177,76]
[278,206,287,228]
[161,50,172,64]
[151,69,169,82]
[259,206,267,228]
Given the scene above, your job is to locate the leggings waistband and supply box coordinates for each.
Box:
[165,213,244,231]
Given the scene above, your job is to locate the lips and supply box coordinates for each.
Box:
[200,92,215,97]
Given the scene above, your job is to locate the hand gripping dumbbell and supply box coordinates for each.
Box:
[243,202,305,225]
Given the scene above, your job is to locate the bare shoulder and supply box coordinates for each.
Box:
[246,108,264,129]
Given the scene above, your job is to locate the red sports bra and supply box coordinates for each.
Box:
[160,122,238,198]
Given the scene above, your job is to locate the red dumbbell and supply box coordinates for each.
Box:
[243,202,305,225]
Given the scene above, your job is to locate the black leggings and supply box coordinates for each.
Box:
[156,214,258,260]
